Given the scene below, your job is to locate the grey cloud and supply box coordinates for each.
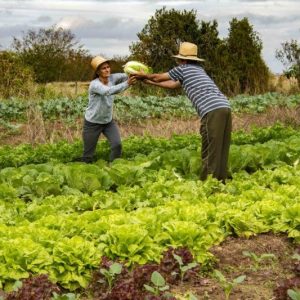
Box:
[65,17,144,40]
[236,0,299,2]
[34,16,52,23]
[212,12,300,26]
[0,24,31,39]
[0,9,13,16]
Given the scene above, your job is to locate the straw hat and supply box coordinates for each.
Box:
[91,56,111,71]
[173,42,205,62]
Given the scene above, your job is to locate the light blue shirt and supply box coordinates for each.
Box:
[85,73,129,124]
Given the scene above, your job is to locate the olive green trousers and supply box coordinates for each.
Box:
[200,108,232,182]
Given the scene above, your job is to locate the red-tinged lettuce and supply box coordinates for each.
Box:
[159,247,200,284]
[89,256,130,299]
[5,274,60,300]
[274,277,300,300]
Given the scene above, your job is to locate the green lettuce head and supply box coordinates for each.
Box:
[123,61,152,75]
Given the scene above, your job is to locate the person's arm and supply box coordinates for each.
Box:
[143,78,181,89]
[113,73,129,84]
[91,76,136,96]
[136,72,170,82]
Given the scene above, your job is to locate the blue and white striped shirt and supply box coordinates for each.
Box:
[168,64,230,118]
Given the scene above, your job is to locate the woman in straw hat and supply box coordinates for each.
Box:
[136,42,232,183]
[82,56,136,163]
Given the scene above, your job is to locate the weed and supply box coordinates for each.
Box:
[242,251,276,271]
[172,253,198,282]
[288,289,300,300]
[213,269,246,300]
[99,262,122,292]
[144,271,170,296]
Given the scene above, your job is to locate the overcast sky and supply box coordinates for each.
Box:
[0,0,299,73]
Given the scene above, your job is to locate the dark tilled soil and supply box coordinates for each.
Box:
[172,233,299,300]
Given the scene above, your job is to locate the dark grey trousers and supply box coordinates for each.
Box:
[82,119,122,163]
[200,108,232,182]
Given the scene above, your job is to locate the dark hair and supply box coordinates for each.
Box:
[186,59,200,65]
[176,58,200,65]
[92,70,99,80]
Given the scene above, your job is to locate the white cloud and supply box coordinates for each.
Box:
[0,0,299,72]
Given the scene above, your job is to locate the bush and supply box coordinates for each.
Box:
[0,51,35,99]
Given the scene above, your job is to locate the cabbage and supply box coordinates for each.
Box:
[123,61,152,75]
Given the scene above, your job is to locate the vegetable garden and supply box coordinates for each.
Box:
[0,93,299,299]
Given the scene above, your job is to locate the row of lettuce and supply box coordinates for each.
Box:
[0,123,298,169]
[1,132,300,200]
[0,93,299,123]
[0,124,300,291]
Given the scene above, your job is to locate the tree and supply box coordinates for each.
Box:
[61,49,92,82]
[226,18,269,94]
[12,26,89,83]
[0,51,35,98]
[129,7,202,72]
[196,20,239,95]
[276,39,300,86]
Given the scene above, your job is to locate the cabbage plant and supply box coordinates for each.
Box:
[123,61,152,75]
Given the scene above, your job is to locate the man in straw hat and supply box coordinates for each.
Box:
[136,42,232,183]
[81,55,136,163]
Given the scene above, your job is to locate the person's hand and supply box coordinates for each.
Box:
[127,74,137,86]
[134,70,147,79]
[142,79,152,85]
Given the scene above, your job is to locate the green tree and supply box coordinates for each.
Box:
[61,49,92,82]
[276,39,300,86]
[196,20,239,96]
[12,26,89,83]
[226,18,269,94]
[129,7,202,72]
[0,51,35,98]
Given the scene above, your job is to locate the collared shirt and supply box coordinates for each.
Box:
[168,64,230,118]
[85,73,128,124]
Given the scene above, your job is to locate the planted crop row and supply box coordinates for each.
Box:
[1,132,300,201]
[1,93,299,122]
[0,124,299,292]
[0,164,299,290]
[0,123,298,169]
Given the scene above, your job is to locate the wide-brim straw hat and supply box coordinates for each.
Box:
[91,56,111,71]
[173,42,205,62]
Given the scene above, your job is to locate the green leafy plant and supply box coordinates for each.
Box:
[175,292,198,300]
[242,251,276,270]
[288,289,300,300]
[123,61,152,75]
[185,292,198,300]
[172,253,198,282]
[214,270,246,300]
[292,253,300,261]
[12,280,22,292]
[144,271,170,296]
[52,292,77,300]
[99,262,122,292]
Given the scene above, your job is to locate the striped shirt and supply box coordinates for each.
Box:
[168,64,230,118]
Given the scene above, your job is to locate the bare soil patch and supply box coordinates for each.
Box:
[172,233,299,300]
[1,106,300,146]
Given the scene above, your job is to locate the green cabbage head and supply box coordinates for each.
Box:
[123,61,152,75]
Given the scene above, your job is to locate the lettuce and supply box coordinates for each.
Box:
[123,61,152,75]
